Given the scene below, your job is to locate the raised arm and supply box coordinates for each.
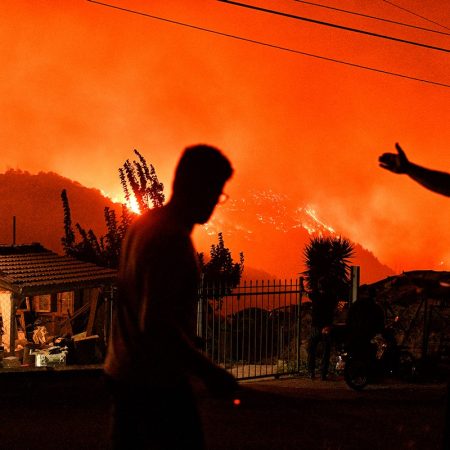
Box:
[379,143,450,197]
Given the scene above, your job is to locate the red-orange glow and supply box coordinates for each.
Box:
[126,197,142,216]
[0,1,449,281]
[233,398,241,406]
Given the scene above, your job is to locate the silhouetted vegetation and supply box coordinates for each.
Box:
[198,232,244,293]
[61,189,132,267]
[119,149,165,211]
[61,149,162,268]
[303,235,355,301]
[61,150,244,277]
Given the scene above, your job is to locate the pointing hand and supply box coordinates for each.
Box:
[379,143,410,174]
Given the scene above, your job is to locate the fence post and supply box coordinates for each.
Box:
[296,277,303,373]
[197,274,204,349]
[350,265,360,304]
[422,296,430,360]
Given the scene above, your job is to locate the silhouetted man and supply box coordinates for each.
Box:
[346,287,385,358]
[379,142,450,450]
[307,277,336,380]
[104,144,238,449]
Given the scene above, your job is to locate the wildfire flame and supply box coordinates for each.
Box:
[100,190,142,215]
[293,206,336,235]
[127,196,141,215]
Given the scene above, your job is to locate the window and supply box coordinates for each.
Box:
[57,291,74,315]
[32,295,52,313]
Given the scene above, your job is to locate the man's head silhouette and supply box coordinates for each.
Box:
[171,144,233,224]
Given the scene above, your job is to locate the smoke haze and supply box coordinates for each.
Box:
[1,0,449,273]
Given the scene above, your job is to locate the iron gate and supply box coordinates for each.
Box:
[197,279,304,380]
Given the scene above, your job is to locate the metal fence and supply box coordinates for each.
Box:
[197,279,305,380]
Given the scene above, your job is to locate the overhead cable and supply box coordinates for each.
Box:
[218,0,450,53]
[381,0,450,31]
[86,0,450,89]
[291,0,450,36]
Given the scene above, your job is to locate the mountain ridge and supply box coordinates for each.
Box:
[0,170,394,283]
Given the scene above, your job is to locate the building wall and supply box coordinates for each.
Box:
[0,290,12,351]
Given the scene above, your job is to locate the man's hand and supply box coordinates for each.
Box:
[379,143,410,174]
[205,364,239,398]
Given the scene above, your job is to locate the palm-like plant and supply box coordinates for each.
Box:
[303,235,355,301]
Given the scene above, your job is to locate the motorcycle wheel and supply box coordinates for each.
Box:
[398,350,418,381]
[344,358,369,390]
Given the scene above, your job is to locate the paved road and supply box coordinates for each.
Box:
[0,369,446,449]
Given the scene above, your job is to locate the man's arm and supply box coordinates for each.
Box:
[157,310,238,395]
[379,143,450,197]
[142,236,238,395]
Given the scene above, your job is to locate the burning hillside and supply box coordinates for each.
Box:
[0,171,393,283]
[195,189,394,283]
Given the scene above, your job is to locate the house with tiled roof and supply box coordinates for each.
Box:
[0,243,117,356]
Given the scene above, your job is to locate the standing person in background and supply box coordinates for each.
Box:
[307,277,337,381]
[104,144,238,450]
[346,286,385,359]
[379,142,450,450]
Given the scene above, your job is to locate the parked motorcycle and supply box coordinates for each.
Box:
[336,324,418,391]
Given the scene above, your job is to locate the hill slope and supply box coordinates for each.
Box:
[194,190,394,283]
[0,171,393,283]
[0,170,120,251]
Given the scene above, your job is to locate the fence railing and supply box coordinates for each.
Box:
[197,278,306,380]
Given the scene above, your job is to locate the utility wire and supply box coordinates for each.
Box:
[291,0,450,36]
[218,0,450,53]
[86,0,450,89]
[381,0,450,31]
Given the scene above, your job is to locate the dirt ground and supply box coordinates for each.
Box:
[0,369,447,449]
[199,377,447,450]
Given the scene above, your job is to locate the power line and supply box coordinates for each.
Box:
[86,0,450,89]
[381,0,450,31]
[291,0,450,36]
[218,0,450,53]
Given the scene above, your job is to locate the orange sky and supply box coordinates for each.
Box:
[1,0,449,275]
